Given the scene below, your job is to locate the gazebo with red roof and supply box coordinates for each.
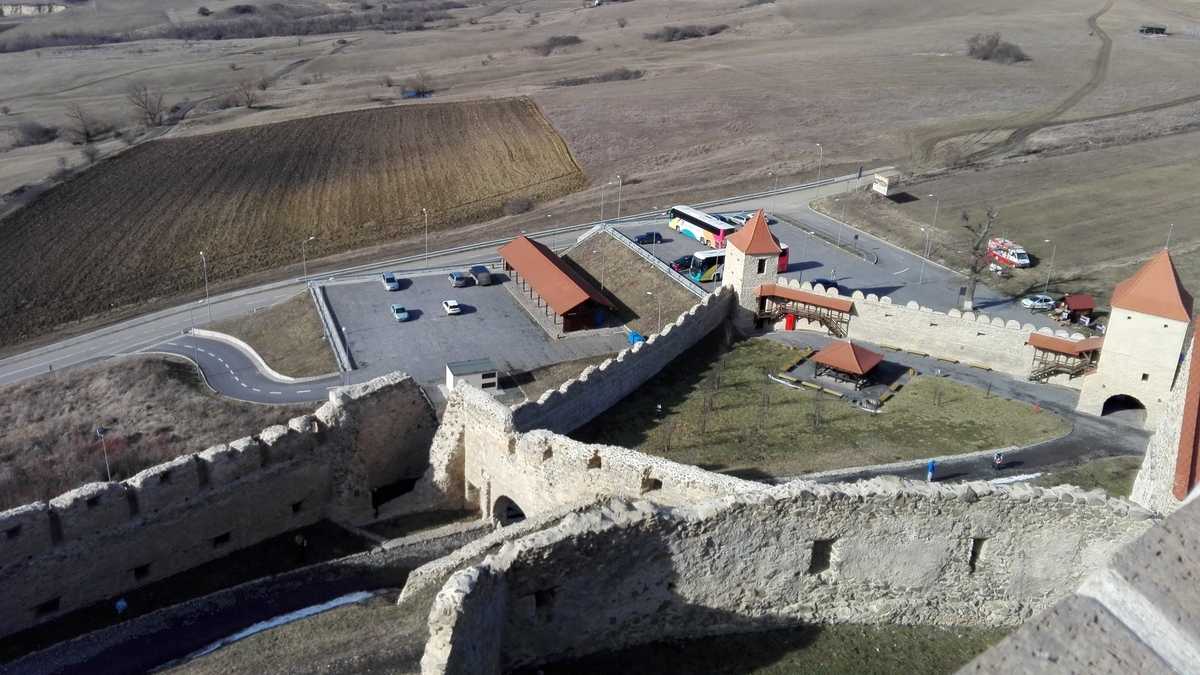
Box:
[812,340,884,389]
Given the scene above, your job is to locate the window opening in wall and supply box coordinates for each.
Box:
[969,538,987,574]
[133,564,151,580]
[85,495,100,508]
[640,471,663,493]
[542,448,553,461]
[291,500,305,514]
[482,371,496,380]
[481,381,497,389]
[212,531,232,548]
[5,525,20,540]
[808,539,834,574]
[587,452,602,469]
[1141,373,1150,382]
[34,597,60,617]
[757,258,766,274]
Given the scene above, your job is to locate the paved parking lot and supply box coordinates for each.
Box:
[322,274,627,385]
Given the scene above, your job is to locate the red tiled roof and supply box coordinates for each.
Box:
[1026,333,1104,356]
[756,284,854,313]
[1111,250,1193,322]
[727,209,782,256]
[813,340,883,376]
[1174,334,1200,500]
[1062,294,1096,312]
[498,236,614,316]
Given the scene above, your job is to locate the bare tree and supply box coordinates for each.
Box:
[81,143,100,165]
[125,81,165,127]
[230,79,258,108]
[810,385,823,431]
[64,103,107,144]
[404,70,435,96]
[960,207,998,310]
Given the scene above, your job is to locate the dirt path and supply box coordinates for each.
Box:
[913,0,1116,164]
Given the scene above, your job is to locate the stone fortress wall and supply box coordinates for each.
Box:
[1132,339,1195,514]
[422,479,1156,674]
[770,278,1093,388]
[510,287,735,434]
[0,373,436,639]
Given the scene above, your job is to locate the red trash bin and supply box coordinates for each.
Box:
[785,314,796,331]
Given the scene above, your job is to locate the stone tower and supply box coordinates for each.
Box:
[722,209,781,332]
[1078,249,1193,428]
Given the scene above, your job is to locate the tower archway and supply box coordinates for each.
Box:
[492,495,526,526]
[1101,394,1147,425]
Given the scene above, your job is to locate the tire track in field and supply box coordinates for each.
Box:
[913,0,1117,163]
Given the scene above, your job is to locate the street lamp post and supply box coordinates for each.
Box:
[301,235,316,280]
[646,290,661,333]
[199,251,212,324]
[815,143,823,181]
[615,174,623,221]
[1042,239,1056,294]
[95,426,112,482]
[599,183,606,224]
[929,194,941,232]
[918,228,929,285]
[422,207,429,266]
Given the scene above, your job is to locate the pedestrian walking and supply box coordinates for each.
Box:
[926,459,937,483]
[992,452,1005,473]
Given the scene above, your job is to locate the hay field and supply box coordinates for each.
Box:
[0,96,584,346]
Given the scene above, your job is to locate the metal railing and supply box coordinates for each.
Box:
[598,225,707,298]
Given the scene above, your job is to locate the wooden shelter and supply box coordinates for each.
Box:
[812,340,883,389]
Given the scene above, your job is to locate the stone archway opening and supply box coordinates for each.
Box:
[1101,394,1147,425]
[493,495,527,527]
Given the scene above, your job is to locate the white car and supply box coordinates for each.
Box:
[381,272,400,291]
[442,299,462,315]
[1021,294,1055,311]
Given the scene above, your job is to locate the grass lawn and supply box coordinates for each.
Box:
[1033,455,1143,498]
[574,336,1068,478]
[211,291,337,378]
[515,353,615,402]
[564,233,698,336]
[518,623,1010,675]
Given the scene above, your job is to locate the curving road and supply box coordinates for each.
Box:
[151,335,342,404]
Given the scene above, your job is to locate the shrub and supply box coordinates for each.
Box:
[197,5,212,15]
[228,4,257,14]
[81,143,100,165]
[967,32,1029,64]
[554,67,644,87]
[644,24,728,42]
[404,71,434,96]
[13,120,59,146]
[617,17,627,28]
[504,197,533,215]
[529,34,582,56]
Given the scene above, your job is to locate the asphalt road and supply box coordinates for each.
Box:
[151,335,343,404]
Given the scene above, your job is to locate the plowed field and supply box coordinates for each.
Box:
[0,97,584,346]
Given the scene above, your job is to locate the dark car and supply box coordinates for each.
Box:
[671,255,694,272]
[469,265,493,286]
[634,231,664,245]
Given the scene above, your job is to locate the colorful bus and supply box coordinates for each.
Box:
[667,205,737,248]
[688,249,725,283]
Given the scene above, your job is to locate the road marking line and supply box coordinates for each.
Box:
[270,391,282,395]
[893,267,910,275]
[252,388,261,392]
[241,383,248,388]
[296,389,311,394]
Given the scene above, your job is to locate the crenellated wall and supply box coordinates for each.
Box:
[422,479,1157,674]
[0,372,435,639]
[510,287,735,434]
[767,278,1092,388]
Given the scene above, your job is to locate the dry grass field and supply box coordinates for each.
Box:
[813,130,1200,307]
[0,355,303,509]
[210,290,337,378]
[0,97,584,346]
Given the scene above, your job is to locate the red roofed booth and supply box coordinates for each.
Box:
[812,340,883,389]
[499,235,614,333]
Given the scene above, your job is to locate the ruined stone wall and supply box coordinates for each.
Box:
[422,480,1155,674]
[769,278,1090,388]
[510,288,735,434]
[1132,340,1194,515]
[0,373,433,639]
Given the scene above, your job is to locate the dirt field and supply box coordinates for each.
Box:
[0,97,584,346]
[0,355,303,509]
[210,290,337,378]
[814,130,1200,307]
[574,336,1067,479]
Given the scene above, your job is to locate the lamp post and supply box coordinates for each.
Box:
[929,193,940,232]
[301,235,316,280]
[199,251,211,324]
[834,198,845,246]
[615,174,623,221]
[918,228,930,285]
[422,207,429,266]
[1042,238,1056,295]
[646,290,661,333]
[599,183,606,224]
[815,143,823,181]
[95,426,111,482]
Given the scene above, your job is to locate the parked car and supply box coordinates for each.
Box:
[671,255,694,272]
[390,304,410,322]
[448,271,470,288]
[634,231,664,245]
[469,265,493,286]
[1021,294,1056,311]
[442,299,462,315]
[381,271,401,291]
